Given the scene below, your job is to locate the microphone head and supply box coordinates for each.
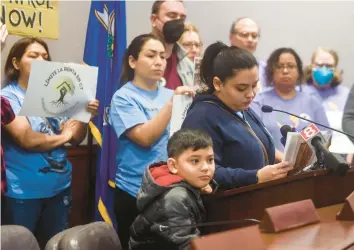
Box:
[280,125,293,147]
[280,125,292,137]
[261,105,273,113]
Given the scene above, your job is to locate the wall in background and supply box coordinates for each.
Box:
[126,1,354,86]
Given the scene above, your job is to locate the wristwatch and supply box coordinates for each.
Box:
[256,171,260,183]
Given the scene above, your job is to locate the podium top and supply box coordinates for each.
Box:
[207,168,354,200]
[191,204,354,250]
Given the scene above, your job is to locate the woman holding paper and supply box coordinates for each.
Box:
[1,37,99,248]
[181,42,293,190]
[109,34,194,249]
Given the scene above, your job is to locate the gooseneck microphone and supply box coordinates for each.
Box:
[261,105,354,139]
[310,135,349,176]
[280,125,293,147]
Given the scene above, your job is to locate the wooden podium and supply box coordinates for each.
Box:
[204,168,354,234]
[191,204,354,250]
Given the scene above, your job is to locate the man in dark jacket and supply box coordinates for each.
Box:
[129,129,215,250]
[343,84,354,145]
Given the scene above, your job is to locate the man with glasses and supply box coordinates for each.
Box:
[150,0,194,90]
[229,17,268,92]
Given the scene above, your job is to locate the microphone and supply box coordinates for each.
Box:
[280,125,295,146]
[261,105,354,140]
[300,123,349,176]
[157,218,260,232]
[311,136,349,176]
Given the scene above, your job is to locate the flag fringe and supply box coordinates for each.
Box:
[108,180,116,188]
[98,197,113,226]
[89,121,102,147]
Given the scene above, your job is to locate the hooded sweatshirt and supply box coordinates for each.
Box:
[129,162,205,250]
[182,94,275,189]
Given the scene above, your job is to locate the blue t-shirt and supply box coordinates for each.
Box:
[1,82,71,199]
[301,84,353,153]
[251,89,330,151]
[301,84,349,112]
[256,60,272,93]
[109,82,173,197]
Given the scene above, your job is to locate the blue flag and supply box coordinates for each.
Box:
[83,0,126,227]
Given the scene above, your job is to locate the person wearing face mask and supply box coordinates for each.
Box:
[150,0,194,90]
[229,17,269,93]
[251,48,330,156]
[302,47,354,163]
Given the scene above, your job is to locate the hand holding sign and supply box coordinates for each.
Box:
[19,61,98,123]
[87,99,100,120]
[170,86,195,137]
[173,85,195,97]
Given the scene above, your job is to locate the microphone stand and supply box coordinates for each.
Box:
[311,148,326,170]
[269,108,354,140]
[262,105,350,175]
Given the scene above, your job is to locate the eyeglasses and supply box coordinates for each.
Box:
[182,42,202,49]
[233,31,260,40]
[274,64,298,71]
[314,63,335,69]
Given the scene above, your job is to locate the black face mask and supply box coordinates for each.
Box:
[162,19,185,44]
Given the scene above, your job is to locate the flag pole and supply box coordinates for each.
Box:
[87,127,96,222]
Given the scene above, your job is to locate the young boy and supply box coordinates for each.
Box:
[129,129,215,250]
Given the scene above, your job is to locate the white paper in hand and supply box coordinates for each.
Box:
[170,95,193,137]
[19,61,98,123]
[283,132,316,173]
[326,111,354,154]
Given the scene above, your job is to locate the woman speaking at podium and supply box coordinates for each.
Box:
[182,42,293,190]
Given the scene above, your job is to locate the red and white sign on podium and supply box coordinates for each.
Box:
[283,124,319,175]
[300,123,321,142]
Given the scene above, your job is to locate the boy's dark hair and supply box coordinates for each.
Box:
[168,129,213,158]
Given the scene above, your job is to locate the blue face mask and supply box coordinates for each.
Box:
[312,67,334,86]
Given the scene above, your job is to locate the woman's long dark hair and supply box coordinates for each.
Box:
[120,34,165,84]
[265,47,303,86]
[199,41,258,94]
[4,37,51,84]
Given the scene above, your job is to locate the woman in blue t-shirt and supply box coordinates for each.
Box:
[251,48,330,155]
[1,37,98,248]
[109,34,194,249]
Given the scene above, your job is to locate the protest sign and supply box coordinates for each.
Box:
[1,0,59,39]
[20,60,98,122]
